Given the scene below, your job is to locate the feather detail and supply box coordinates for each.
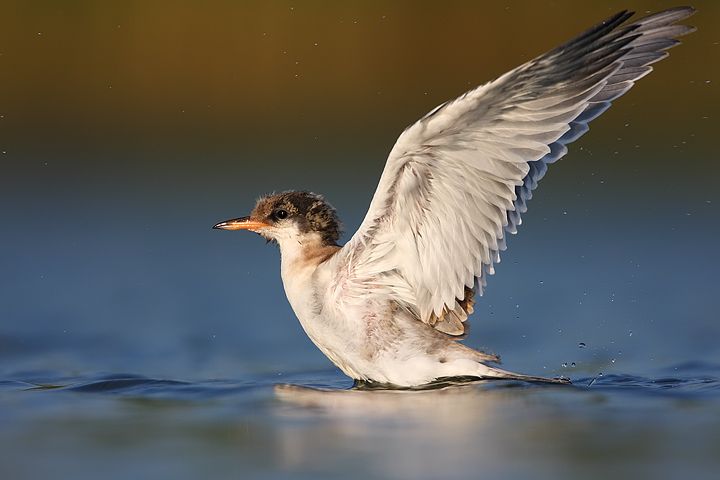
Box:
[337,7,695,336]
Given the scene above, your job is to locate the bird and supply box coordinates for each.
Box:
[214,7,696,387]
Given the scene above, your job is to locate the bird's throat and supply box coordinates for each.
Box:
[278,234,341,276]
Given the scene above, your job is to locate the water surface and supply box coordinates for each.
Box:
[2,365,719,480]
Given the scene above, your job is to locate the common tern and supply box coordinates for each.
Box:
[214,7,695,387]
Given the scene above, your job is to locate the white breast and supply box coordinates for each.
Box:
[279,239,369,379]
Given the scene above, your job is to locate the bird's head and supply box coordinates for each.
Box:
[213,191,342,248]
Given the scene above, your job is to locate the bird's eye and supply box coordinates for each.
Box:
[274,209,288,220]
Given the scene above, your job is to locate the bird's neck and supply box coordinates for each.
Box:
[278,234,341,334]
[278,233,340,280]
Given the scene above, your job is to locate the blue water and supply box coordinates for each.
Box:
[2,365,720,480]
[2,147,719,479]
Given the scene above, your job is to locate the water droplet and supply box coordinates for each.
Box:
[611,358,616,363]
[571,362,576,367]
[578,342,587,348]
[562,363,568,368]
[628,330,633,337]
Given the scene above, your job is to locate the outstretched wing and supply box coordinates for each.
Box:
[337,8,695,335]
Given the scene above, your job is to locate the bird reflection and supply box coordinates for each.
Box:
[272,381,567,477]
[274,380,547,422]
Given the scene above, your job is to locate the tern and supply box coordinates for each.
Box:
[214,7,695,387]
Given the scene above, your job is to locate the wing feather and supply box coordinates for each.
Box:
[338,7,695,335]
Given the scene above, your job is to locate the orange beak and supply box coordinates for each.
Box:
[212,216,270,232]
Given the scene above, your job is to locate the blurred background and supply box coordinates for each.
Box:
[0,0,718,381]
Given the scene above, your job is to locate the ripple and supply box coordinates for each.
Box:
[3,363,720,400]
[573,372,720,396]
[68,377,190,393]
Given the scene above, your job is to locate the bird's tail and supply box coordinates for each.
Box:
[478,364,571,385]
